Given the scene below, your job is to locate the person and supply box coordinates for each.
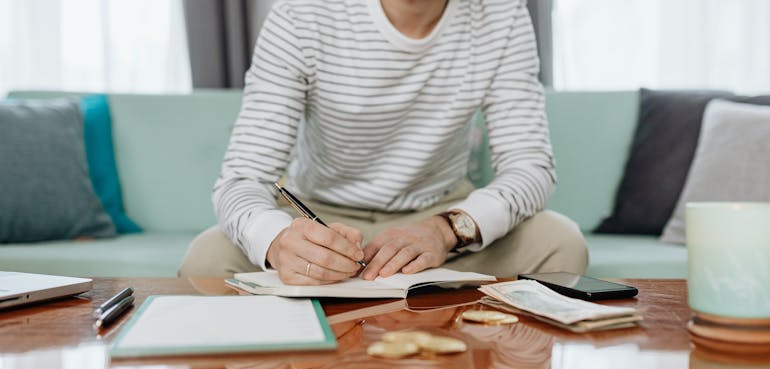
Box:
[179,0,588,283]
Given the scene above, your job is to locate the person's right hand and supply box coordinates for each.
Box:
[266,218,364,285]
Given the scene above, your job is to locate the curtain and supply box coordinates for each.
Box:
[0,0,191,97]
[183,0,278,89]
[552,0,770,94]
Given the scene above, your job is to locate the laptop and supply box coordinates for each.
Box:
[0,271,92,309]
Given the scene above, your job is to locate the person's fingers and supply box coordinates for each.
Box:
[363,234,387,263]
[362,241,400,280]
[329,223,364,248]
[378,246,419,278]
[301,219,364,261]
[401,253,435,274]
[292,255,353,281]
[273,220,355,285]
[287,239,360,273]
[279,270,335,286]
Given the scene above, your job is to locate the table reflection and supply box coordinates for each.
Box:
[5,298,770,369]
[0,344,107,369]
[551,343,688,369]
[690,348,770,369]
[457,320,553,369]
[307,307,475,369]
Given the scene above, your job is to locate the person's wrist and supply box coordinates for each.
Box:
[266,240,277,269]
[266,227,287,268]
[430,215,458,253]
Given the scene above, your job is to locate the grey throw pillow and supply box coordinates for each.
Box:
[0,99,116,243]
[661,100,770,244]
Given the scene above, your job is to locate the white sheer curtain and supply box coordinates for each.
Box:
[553,0,770,94]
[0,0,191,97]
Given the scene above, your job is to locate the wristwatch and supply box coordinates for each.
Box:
[437,210,481,250]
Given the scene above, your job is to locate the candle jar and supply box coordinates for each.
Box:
[686,202,770,320]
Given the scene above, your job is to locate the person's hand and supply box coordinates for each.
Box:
[266,218,364,285]
[361,216,456,280]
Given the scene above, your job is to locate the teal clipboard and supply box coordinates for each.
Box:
[110,295,337,358]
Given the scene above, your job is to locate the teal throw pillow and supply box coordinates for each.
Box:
[80,95,142,234]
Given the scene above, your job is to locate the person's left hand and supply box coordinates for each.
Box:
[361,216,456,280]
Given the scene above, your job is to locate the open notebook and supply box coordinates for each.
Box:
[226,267,496,299]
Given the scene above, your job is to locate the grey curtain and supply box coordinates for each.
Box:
[183,0,277,88]
[527,0,554,86]
[183,0,553,88]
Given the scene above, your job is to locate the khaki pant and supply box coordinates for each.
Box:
[178,181,588,278]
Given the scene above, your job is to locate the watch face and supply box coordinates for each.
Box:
[451,213,476,238]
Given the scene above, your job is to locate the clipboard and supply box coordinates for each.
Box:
[110,295,336,358]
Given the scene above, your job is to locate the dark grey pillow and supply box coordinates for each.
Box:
[0,99,116,243]
[661,100,770,244]
[595,89,770,235]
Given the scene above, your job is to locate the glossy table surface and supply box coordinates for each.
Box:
[0,278,767,369]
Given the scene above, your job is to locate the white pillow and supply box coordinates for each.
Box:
[661,100,770,244]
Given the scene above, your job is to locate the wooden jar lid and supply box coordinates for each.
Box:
[688,312,770,356]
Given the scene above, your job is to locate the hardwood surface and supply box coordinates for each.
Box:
[0,278,766,369]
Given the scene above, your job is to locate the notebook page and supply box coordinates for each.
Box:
[116,296,325,349]
[236,270,388,290]
[374,268,496,290]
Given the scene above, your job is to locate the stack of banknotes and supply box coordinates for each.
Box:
[479,280,642,332]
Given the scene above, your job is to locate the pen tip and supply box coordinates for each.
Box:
[273,183,281,190]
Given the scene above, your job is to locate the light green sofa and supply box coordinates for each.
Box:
[0,90,686,278]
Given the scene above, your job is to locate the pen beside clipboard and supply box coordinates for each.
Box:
[94,287,134,330]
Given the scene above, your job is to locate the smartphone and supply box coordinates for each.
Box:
[518,272,638,301]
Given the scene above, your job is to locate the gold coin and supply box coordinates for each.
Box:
[492,315,519,325]
[367,341,420,359]
[417,335,467,354]
[382,330,432,345]
[461,310,510,323]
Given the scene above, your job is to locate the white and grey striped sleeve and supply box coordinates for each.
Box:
[212,4,309,269]
[453,1,556,251]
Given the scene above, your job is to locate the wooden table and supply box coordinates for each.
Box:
[0,278,765,368]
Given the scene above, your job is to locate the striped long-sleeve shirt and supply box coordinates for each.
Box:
[213,0,556,269]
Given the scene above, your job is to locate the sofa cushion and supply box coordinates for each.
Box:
[595,89,732,235]
[7,90,243,233]
[661,100,770,244]
[106,92,241,232]
[0,233,194,277]
[0,99,116,243]
[80,95,142,234]
[585,234,687,278]
[597,89,770,236]
[544,91,640,231]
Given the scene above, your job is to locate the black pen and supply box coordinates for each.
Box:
[93,295,134,330]
[94,287,133,317]
[274,183,367,268]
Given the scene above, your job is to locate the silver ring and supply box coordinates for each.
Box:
[305,262,312,276]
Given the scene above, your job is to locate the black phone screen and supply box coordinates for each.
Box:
[518,272,638,300]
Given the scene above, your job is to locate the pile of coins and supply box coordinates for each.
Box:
[367,330,467,359]
[461,310,519,325]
